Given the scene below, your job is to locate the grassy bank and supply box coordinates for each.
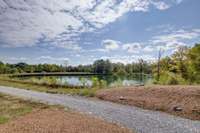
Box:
[96,85,200,120]
[0,93,49,124]
[11,72,104,77]
[0,77,98,97]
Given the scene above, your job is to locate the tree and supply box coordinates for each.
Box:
[171,46,188,79]
[187,44,200,83]
[156,49,164,81]
[125,64,133,74]
[0,61,5,74]
[93,60,113,74]
[153,43,200,84]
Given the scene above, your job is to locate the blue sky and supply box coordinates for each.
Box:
[0,0,200,65]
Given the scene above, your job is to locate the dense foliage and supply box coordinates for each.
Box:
[154,43,200,84]
[0,59,152,75]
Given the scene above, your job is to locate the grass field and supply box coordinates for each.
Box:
[0,93,49,124]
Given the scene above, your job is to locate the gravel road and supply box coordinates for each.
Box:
[0,86,199,133]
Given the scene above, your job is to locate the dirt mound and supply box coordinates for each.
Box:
[96,85,200,120]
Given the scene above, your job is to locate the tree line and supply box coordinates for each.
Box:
[153,43,200,84]
[0,59,152,75]
[1,43,199,84]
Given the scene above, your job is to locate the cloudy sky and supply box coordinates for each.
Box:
[0,0,200,65]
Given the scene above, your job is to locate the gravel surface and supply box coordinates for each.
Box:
[0,86,200,133]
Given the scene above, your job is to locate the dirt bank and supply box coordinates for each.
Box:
[96,85,200,120]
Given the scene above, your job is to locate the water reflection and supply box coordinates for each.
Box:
[22,74,152,87]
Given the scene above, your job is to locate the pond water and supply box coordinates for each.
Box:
[19,74,152,87]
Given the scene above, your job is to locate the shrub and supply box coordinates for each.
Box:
[91,77,99,87]
[79,89,96,97]
[156,72,188,85]
[99,80,107,88]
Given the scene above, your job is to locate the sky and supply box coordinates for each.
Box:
[0,0,200,65]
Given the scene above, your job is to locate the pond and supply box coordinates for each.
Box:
[16,74,152,87]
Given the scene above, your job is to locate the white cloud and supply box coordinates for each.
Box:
[101,40,145,53]
[150,29,200,51]
[122,43,142,53]
[0,0,180,49]
[143,46,154,52]
[0,55,71,65]
[102,39,120,51]
[100,28,200,57]
[151,1,170,10]
[37,56,69,61]
[100,55,155,64]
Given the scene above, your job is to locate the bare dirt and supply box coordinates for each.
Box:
[0,108,133,133]
[96,85,200,120]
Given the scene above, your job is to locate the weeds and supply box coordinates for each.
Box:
[0,76,103,97]
[0,93,49,124]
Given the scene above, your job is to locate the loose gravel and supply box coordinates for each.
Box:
[0,86,199,133]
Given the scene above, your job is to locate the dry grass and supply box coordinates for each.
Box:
[0,108,133,133]
[0,93,49,124]
[0,93,133,133]
[96,85,200,120]
[0,78,97,97]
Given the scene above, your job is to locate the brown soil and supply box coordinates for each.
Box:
[96,85,200,120]
[0,109,133,133]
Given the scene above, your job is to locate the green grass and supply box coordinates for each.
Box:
[0,93,49,124]
[0,116,9,124]
[0,77,99,97]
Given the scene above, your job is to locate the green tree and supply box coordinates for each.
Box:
[187,44,200,83]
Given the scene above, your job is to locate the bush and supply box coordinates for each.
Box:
[99,80,107,88]
[115,69,127,76]
[91,77,99,87]
[79,89,96,97]
[41,77,58,87]
[80,77,88,87]
[156,72,188,85]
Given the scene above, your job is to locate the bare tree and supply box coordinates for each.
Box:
[157,48,164,81]
[172,46,188,78]
[138,59,144,82]
[63,60,68,72]
[138,59,144,74]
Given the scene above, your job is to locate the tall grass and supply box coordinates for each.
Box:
[0,76,108,97]
[91,77,107,88]
[9,76,88,89]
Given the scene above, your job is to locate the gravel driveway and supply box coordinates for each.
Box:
[0,86,199,133]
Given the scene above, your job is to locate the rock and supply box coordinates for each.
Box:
[135,84,144,87]
[119,96,126,100]
[192,109,200,114]
[173,106,183,112]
